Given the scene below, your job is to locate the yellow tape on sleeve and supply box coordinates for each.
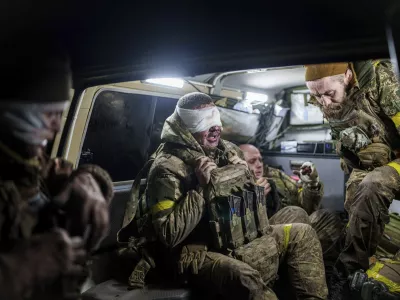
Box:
[388,162,400,175]
[283,224,293,251]
[151,200,175,215]
[391,112,400,129]
[367,262,400,293]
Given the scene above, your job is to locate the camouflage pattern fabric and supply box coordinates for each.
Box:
[345,166,400,263]
[269,205,311,225]
[309,210,345,272]
[187,251,278,300]
[270,223,328,299]
[341,163,400,272]
[270,207,344,275]
[135,111,328,299]
[376,213,400,258]
[0,148,113,299]
[269,205,344,267]
[187,223,328,300]
[265,166,323,215]
[308,60,400,273]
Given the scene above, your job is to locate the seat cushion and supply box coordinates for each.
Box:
[82,279,193,300]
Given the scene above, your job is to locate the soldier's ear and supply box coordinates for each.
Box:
[344,68,353,85]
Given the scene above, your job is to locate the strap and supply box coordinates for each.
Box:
[117,158,155,243]
[128,258,152,289]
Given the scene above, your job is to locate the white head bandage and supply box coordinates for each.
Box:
[0,101,68,146]
[176,106,222,133]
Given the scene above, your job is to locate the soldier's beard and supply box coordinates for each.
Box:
[321,88,353,120]
[203,146,218,159]
[323,103,345,119]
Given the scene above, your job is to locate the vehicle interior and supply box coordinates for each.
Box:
[61,63,400,298]
[5,0,400,299]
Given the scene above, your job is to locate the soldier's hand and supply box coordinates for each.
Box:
[178,244,207,275]
[195,157,217,186]
[229,155,248,168]
[256,177,271,196]
[18,229,87,287]
[54,172,110,251]
[293,162,319,187]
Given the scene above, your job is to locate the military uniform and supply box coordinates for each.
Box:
[309,60,400,273]
[265,166,344,275]
[265,166,323,215]
[0,144,114,299]
[0,35,114,299]
[121,111,328,299]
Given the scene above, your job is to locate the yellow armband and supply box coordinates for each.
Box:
[387,162,400,175]
[151,200,175,215]
[391,112,400,129]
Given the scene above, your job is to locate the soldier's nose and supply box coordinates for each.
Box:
[321,96,332,107]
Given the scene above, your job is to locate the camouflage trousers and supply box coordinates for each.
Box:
[186,216,328,299]
[270,206,344,277]
[340,164,400,273]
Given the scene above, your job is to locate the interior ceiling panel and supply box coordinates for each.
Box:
[222,67,306,91]
[3,0,395,87]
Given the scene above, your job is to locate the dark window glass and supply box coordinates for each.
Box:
[149,97,178,155]
[79,90,157,182]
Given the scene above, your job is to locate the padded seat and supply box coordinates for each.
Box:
[82,279,193,300]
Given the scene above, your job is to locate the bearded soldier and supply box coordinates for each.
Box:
[305,61,400,278]
[119,92,328,299]
[0,35,114,299]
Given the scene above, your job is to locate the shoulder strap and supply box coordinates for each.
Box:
[117,158,155,243]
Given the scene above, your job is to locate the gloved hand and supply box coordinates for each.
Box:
[195,157,217,186]
[53,165,113,251]
[293,162,319,188]
[43,158,74,197]
[357,142,392,170]
[256,177,272,197]
[178,244,207,275]
[1,229,86,299]
[339,126,371,152]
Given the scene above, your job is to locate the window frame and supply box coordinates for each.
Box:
[78,86,181,184]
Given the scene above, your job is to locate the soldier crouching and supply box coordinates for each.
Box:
[119,92,328,299]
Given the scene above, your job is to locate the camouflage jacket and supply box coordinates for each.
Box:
[0,143,112,300]
[136,112,249,249]
[311,60,400,171]
[265,166,323,215]
[0,144,73,300]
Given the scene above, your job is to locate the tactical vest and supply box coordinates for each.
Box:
[208,181,270,251]
[330,62,400,171]
[161,143,270,252]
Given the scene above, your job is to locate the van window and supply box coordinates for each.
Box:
[149,96,178,155]
[79,90,157,182]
